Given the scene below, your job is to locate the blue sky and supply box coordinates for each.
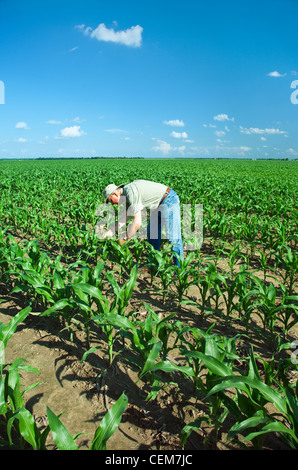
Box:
[0,0,298,159]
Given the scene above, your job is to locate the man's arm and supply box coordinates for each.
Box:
[119,210,142,244]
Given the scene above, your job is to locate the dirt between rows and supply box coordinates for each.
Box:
[0,244,297,451]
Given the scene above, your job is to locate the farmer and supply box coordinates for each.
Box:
[102,179,184,267]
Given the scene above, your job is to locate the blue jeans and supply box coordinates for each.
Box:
[147,189,184,267]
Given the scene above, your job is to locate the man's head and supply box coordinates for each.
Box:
[103,184,124,204]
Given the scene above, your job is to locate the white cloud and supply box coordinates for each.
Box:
[79,23,143,48]
[203,123,217,128]
[152,139,172,155]
[152,139,185,155]
[214,130,226,137]
[267,71,286,77]
[15,121,30,130]
[287,148,298,155]
[104,128,126,133]
[72,116,85,123]
[213,114,234,122]
[240,126,288,135]
[46,119,63,125]
[59,125,86,138]
[170,131,188,139]
[16,137,27,143]
[163,119,185,127]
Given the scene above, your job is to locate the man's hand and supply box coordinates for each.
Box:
[102,229,114,239]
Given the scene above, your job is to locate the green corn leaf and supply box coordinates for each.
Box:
[104,313,140,348]
[46,406,79,450]
[53,271,65,290]
[139,341,162,378]
[204,337,219,359]
[81,346,100,362]
[206,375,288,415]
[141,359,195,378]
[7,408,39,449]
[180,415,208,448]
[185,351,233,377]
[89,392,128,450]
[247,346,261,381]
[227,410,268,440]
[284,388,298,429]
[0,306,31,348]
[244,421,298,447]
[41,299,71,316]
[0,376,8,414]
[72,283,104,302]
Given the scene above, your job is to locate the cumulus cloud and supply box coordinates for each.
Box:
[170,131,188,139]
[77,23,143,47]
[59,125,86,138]
[240,126,288,135]
[213,114,234,122]
[15,122,30,130]
[267,71,286,77]
[163,119,185,127]
[152,139,185,155]
[16,137,27,143]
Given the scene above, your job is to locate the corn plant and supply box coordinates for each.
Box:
[46,392,128,450]
[105,264,138,316]
[102,305,178,399]
[196,263,225,317]
[179,332,242,446]
[245,274,298,345]
[0,306,46,450]
[276,283,298,337]
[173,252,197,305]
[146,245,175,300]
[274,246,298,296]
[205,347,298,449]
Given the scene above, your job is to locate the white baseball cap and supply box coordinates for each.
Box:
[102,183,124,202]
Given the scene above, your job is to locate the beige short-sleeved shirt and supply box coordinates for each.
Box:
[122,179,168,216]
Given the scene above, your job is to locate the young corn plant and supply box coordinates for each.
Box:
[103,304,178,399]
[246,274,297,346]
[0,306,47,450]
[173,252,197,305]
[205,347,298,450]
[274,246,298,296]
[75,267,137,364]
[196,263,225,318]
[106,264,138,316]
[147,245,175,301]
[73,287,120,366]
[46,392,128,450]
[179,332,242,447]
[276,283,298,337]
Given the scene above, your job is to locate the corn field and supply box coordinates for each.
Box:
[0,157,297,450]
